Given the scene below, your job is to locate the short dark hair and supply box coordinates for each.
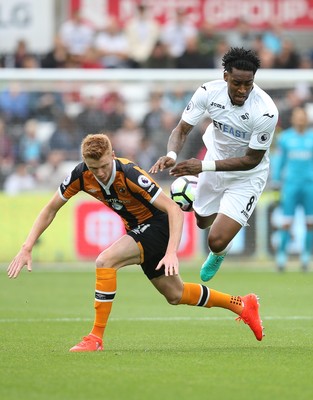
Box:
[222,47,261,74]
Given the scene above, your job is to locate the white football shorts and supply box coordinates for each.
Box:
[193,169,267,227]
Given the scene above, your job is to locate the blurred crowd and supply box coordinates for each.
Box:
[0,5,313,195]
[1,6,313,71]
[0,82,212,194]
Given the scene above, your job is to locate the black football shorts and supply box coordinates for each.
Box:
[127,214,169,280]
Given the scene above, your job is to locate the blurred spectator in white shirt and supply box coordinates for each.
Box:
[160,8,197,58]
[59,10,94,62]
[94,16,130,68]
[125,4,160,68]
[3,163,36,195]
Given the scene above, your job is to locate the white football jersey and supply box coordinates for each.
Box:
[182,80,279,178]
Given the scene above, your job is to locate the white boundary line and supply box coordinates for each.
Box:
[0,316,312,323]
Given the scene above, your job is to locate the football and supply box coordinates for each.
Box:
[170,175,198,212]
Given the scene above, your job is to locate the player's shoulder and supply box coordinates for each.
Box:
[115,157,145,179]
[248,85,279,127]
[251,84,278,111]
[115,157,136,172]
[68,161,87,180]
[200,79,226,92]
[59,161,86,193]
[115,157,160,193]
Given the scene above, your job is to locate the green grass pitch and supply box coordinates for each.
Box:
[0,262,313,400]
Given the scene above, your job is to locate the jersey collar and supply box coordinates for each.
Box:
[95,159,116,193]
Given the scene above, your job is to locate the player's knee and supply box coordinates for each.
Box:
[208,234,228,254]
[166,294,181,305]
[95,254,110,269]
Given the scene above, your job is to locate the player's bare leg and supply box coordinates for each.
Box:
[70,235,140,352]
[152,276,264,341]
[198,214,242,281]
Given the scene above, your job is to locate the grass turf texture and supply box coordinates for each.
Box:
[0,263,313,400]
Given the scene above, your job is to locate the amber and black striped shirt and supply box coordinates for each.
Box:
[59,158,165,231]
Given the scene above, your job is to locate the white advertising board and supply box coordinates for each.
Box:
[0,0,54,53]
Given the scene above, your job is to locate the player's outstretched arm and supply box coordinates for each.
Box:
[7,191,66,279]
[153,192,184,276]
[149,119,193,174]
[170,148,267,177]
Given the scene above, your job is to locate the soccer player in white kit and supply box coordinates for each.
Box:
[150,47,279,281]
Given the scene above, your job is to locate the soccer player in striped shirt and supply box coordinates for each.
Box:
[150,47,278,282]
[8,133,264,351]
